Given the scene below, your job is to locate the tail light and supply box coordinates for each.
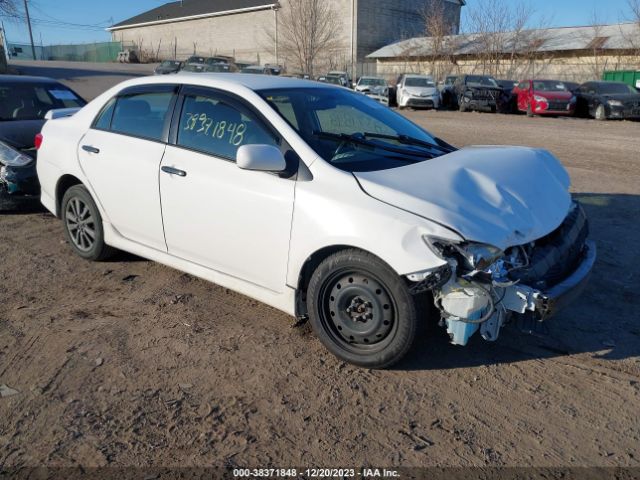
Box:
[35,133,43,150]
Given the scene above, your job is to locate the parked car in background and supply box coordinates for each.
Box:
[235,61,256,71]
[355,76,390,106]
[205,57,237,73]
[396,74,440,110]
[453,75,502,113]
[513,79,576,117]
[36,74,595,368]
[241,64,283,76]
[182,56,208,73]
[326,71,351,88]
[154,60,183,75]
[574,81,640,120]
[439,75,458,109]
[562,81,580,93]
[1,76,85,210]
[496,79,518,113]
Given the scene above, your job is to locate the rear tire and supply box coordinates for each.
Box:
[307,249,421,369]
[61,185,115,261]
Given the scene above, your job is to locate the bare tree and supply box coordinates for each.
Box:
[0,0,18,16]
[419,0,458,79]
[581,11,610,80]
[465,0,543,78]
[266,0,345,75]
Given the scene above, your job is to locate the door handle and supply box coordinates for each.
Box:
[161,166,187,177]
[82,145,100,154]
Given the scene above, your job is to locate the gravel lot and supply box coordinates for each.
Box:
[1,62,639,469]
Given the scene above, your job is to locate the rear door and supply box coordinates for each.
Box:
[158,86,295,292]
[78,84,178,251]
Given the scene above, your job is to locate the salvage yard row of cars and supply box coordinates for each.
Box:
[154,55,640,120]
[1,67,598,368]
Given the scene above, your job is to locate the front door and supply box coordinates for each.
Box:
[78,85,177,251]
[159,87,295,292]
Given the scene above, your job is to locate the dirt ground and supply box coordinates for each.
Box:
[1,62,639,470]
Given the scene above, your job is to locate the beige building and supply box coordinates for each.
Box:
[368,22,640,82]
[107,0,464,74]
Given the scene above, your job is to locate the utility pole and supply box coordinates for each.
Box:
[23,0,36,60]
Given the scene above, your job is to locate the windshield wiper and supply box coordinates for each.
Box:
[362,132,456,153]
[312,131,438,158]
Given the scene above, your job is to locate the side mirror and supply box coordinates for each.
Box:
[237,144,287,172]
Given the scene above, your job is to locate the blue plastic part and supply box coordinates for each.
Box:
[446,319,480,346]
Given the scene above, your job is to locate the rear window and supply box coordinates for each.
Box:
[94,90,175,141]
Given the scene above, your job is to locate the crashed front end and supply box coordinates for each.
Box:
[461,87,502,112]
[0,141,40,209]
[424,203,595,345]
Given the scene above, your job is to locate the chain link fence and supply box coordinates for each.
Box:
[6,41,122,63]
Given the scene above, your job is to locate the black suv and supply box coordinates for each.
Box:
[453,75,502,113]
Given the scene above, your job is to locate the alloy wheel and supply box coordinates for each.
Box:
[65,197,96,252]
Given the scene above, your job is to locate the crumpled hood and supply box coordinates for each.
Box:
[354,146,572,250]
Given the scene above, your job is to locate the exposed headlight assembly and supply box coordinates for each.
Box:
[0,141,34,168]
[424,235,503,272]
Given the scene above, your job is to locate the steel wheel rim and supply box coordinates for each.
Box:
[65,197,96,252]
[318,269,398,354]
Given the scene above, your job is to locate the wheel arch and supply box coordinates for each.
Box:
[293,244,399,319]
[55,174,84,218]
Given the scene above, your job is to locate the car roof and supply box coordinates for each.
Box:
[405,74,432,78]
[0,75,63,85]
[138,72,328,90]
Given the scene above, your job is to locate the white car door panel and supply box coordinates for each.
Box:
[78,86,177,252]
[78,129,167,251]
[160,147,294,292]
[159,88,295,292]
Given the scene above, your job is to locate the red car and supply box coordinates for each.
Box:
[513,79,577,116]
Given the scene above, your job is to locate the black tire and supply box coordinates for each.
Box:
[61,185,115,261]
[307,249,421,369]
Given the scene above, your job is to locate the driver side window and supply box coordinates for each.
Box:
[176,92,279,161]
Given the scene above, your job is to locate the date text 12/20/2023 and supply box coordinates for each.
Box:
[232,468,400,478]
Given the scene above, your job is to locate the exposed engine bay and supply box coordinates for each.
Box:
[426,202,594,345]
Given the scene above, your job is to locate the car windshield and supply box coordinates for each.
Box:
[161,61,180,68]
[359,78,386,87]
[533,80,569,92]
[0,82,85,121]
[598,83,637,95]
[258,87,449,172]
[465,75,499,87]
[325,76,344,85]
[405,77,435,88]
[187,57,205,64]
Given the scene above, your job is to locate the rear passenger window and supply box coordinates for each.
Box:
[109,91,174,141]
[177,93,278,160]
[94,98,116,130]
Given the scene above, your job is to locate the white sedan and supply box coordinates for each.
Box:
[36,74,595,368]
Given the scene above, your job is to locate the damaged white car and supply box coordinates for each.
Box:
[36,75,595,369]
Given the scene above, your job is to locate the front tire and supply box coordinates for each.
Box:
[61,185,115,261]
[307,249,420,369]
[595,104,607,121]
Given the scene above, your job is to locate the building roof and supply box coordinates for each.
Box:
[109,0,277,31]
[367,22,640,59]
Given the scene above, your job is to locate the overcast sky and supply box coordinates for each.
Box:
[1,0,637,46]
